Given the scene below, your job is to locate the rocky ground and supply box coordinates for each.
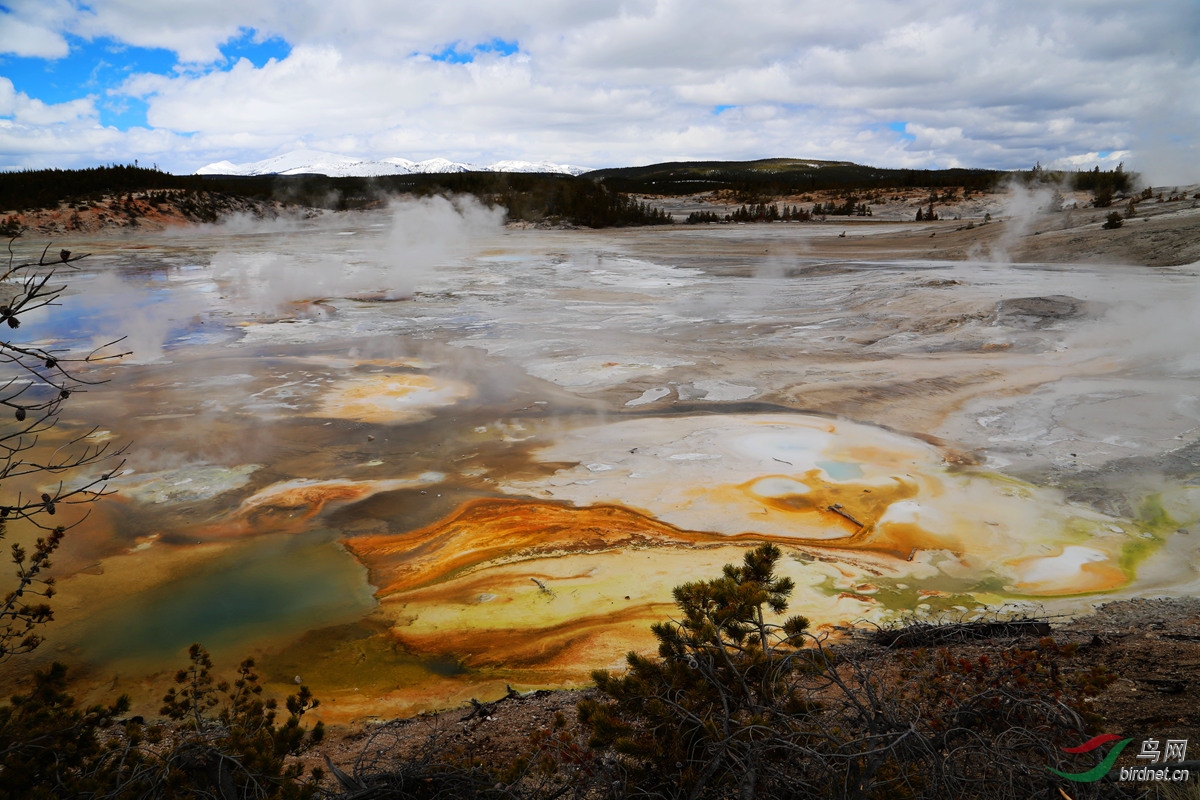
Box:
[1062,598,1200,740]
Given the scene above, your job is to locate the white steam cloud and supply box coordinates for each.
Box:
[975,179,1068,263]
[1068,282,1200,375]
[210,194,505,312]
[68,194,504,364]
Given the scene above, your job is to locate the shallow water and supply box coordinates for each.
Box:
[74,530,376,666]
[8,212,1200,719]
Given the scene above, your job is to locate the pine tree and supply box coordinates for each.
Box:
[579,544,812,797]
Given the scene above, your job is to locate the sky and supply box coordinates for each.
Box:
[1,1,1197,181]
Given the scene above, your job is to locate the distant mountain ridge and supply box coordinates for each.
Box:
[195,149,588,177]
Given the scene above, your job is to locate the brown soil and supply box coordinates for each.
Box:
[2,190,291,235]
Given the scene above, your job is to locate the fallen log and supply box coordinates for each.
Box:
[872,619,1053,648]
[827,503,864,528]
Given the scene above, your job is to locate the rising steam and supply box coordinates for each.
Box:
[66,194,505,363]
[977,178,1068,263]
[211,194,505,311]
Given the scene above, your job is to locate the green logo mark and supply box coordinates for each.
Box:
[1048,734,1134,783]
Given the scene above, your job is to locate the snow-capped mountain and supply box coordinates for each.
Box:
[195,150,588,177]
[486,159,591,174]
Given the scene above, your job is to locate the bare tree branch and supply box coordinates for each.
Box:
[0,236,128,662]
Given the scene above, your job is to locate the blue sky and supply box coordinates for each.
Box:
[2,27,290,128]
[0,1,1197,180]
[428,38,519,65]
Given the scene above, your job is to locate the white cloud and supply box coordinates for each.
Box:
[0,0,75,58]
[0,78,97,125]
[0,17,70,59]
[71,0,273,64]
[0,1,1197,181]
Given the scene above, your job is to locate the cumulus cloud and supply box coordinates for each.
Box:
[0,17,70,59]
[1,0,1197,181]
[0,0,74,58]
[0,78,96,125]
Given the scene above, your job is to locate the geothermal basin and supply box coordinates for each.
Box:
[10,201,1200,721]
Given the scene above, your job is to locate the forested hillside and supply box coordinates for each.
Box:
[0,166,673,229]
[0,161,1135,231]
